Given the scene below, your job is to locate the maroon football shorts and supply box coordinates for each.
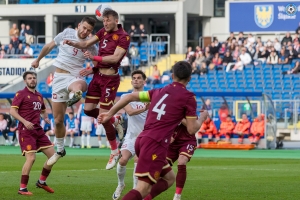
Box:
[134,136,170,184]
[19,127,53,156]
[166,139,197,166]
[85,72,120,110]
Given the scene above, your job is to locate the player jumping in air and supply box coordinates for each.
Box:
[31,17,98,165]
[10,71,57,196]
[64,9,130,170]
[99,61,208,200]
[112,70,149,200]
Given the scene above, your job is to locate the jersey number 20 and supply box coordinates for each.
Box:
[153,94,168,120]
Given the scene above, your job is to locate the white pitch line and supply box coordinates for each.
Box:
[0,168,134,174]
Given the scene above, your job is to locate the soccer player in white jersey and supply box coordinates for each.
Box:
[77,103,94,148]
[112,70,149,200]
[31,17,98,165]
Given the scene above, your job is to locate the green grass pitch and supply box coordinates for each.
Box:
[1,146,300,200]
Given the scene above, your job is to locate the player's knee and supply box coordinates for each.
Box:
[164,170,176,187]
[54,118,64,127]
[177,155,189,165]
[119,157,128,166]
[26,153,36,163]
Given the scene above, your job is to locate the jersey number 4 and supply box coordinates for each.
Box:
[152,94,168,120]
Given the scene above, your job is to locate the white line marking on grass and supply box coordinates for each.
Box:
[0,168,134,174]
[187,166,300,172]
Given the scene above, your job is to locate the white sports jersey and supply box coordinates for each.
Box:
[53,28,98,77]
[121,93,148,139]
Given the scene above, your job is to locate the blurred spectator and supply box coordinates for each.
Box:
[267,50,278,64]
[293,34,300,43]
[6,43,15,57]
[120,55,130,76]
[127,25,137,41]
[246,33,255,46]
[296,22,300,34]
[199,62,208,75]
[0,113,10,145]
[237,32,245,45]
[137,24,147,44]
[191,62,200,75]
[222,50,234,67]
[46,72,54,87]
[19,23,26,43]
[0,49,5,59]
[281,32,292,45]
[233,113,251,144]
[185,46,194,60]
[249,114,265,145]
[129,45,138,58]
[287,45,297,63]
[278,48,289,64]
[24,43,33,58]
[16,43,24,54]
[9,23,19,38]
[217,115,235,143]
[10,36,19,49]
[232,46,240,61]
[9,118,18,145]
[151,64,160,85]
[265,39,273,47]
[195,46,201,54]
[210,42,219,55]
[294,41,300,57]
[247,44,256,59]
[218,43,227,56]
[195,51,205,67]
[274,38,281,52]
[201,99,212,117]
[257,46,269,63]
[228,43,235,52]
[25,25,34,44]
[197,117,217,146]
[209,52,222,70]
[283,61,300,74]
[226,32,236,43]
[229,57,243,72]
[239,47,252,65]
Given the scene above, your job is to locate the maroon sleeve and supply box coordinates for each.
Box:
[11,92,24,109]
[147,89,158,100]
[117,34,130,51]
[95,29,103,41]
[185,94,197,119]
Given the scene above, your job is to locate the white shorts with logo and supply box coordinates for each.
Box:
[95,124,106,136]
[120,136,137,158]
[80,121,92,132]
[52,72,86,102]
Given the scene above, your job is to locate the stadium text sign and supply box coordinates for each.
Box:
[230,1,300,32]
[0,67,33,84]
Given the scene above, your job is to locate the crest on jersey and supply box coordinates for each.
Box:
[105,98,108,102]
[26,145,32,151]
[254,5,274,28]
[15,93,19,97]
[152,154,157,161]
[126,36,130,41]
[27,95,30,99]
[112,34,119,41]
[112,87,115,90]
[104,32,107,36]
[38,96,42,102]
[154,171,160,180]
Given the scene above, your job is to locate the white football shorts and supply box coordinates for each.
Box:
[120,137,137,158]
[80,121,92,132]
[95,124,106,136]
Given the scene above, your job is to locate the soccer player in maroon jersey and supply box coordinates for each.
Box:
[98,61,208,200]
[10,71,56,196]
[166,115,207,200]
[64,9,130,170]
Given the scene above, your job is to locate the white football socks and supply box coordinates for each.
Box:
[98,140,102,146]
[81,135,86,146]
[87,135,90,146]
[133,163,138,188]
[70,138,74,147]
[117,163,126,186]
[56,138,64,152]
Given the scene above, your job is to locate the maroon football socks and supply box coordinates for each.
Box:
[39,168,51,182]
[148,178,169,198]
[122,189,143,200]
[20,175,29,189]
[175,165,187,194]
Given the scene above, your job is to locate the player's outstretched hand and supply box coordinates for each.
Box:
[44,118,51,124]
[199,110,209,121]
[98,112,112,124]
[79,68,93,77]
[63,40,74,46]
[24,121,34,130]
[83,51,94,60]
[31,60,39,68]
[144,103,150,111]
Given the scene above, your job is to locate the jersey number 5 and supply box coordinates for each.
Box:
[152,94,169,120]
[101,39,108,48]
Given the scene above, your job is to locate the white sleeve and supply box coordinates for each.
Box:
[54,29,67,46]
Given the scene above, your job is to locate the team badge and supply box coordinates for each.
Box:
[112,34,119,41]
[154,171,160,180]
[38,96,42,102]
[285,4,297,16]
[105,98,108,102]
[53,94,57,99]
[26,145,32,151]
[126,36,130,41]
[15,93,19,97]
[254,5,274,28]
[152,154,157,161]
[112,87,115,90]
[104,32,107,36]
[27,95,30,99]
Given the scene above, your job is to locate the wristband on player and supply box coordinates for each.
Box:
[93,56,103,62]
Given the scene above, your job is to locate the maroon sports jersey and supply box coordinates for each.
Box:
[139,82,197,148]
[173,123,196,142]
[11,87,45,130]
[95,24,130,72]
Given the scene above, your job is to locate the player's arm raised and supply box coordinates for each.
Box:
[10,107,34,130]
[84,47,126,64]
[64,35,99,49]
[123,103,149,116]
[31,40,56,68]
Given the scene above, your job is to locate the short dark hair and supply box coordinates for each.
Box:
[69,112,74,115]
[103,9,119,20]
[81,17,97,27]
[131,70,146,80]
[172,61,192,81]
[23,71,37,80]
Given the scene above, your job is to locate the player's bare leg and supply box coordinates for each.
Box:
[36,147,55,193]
[173,155,189,200]
[47,102,67,166]
[18,152,36,195]
[113,149,132,200]
[67,80,87,107]
[144,169,176,200]
[84,103,120,169]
